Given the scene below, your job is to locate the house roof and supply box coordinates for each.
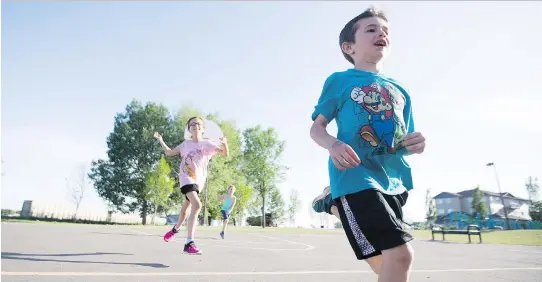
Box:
[433,192,462,199]
[433,188,529,201]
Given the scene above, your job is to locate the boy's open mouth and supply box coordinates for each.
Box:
[374,39,387,47]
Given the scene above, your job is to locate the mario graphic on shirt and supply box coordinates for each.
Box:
[351,83,398,154]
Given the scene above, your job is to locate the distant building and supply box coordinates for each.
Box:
[433,188,532,221]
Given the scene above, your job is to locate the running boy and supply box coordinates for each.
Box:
[219,185,237,239]
[154,116,229,255]
[309,7,425,282]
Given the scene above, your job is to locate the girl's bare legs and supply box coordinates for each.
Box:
[174,200,191,230]
[164,199,192,242]
[330,205,383,275]
[185,191,202,241]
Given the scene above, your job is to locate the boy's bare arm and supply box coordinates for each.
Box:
[228,197,237,214]
[310,115,339,150]
[310,114,361,170]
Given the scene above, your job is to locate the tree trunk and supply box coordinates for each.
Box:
[262,193,266,228]
[152,203,157,225]
[142,201,148,225]
[73,203,80,222]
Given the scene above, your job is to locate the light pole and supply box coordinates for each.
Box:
[202,158,212,226]
[486,162,509,229]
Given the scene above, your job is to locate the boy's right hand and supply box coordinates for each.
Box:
[328,140,361,170]
[153,132,163,141]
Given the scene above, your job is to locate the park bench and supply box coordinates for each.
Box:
[431,224,482,243]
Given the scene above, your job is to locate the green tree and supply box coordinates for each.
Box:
[145,155,175,225]
[250,186,285,226]
[268,187,285,224]
[230,184,254,225]
[425,188,437,222]
[88,100,177,224]
[242,126,287,228]
[287,188,301,227]
[526,177,541,221]
[525,176,540,202]
[530,201,542,221]
[471,187,488,218]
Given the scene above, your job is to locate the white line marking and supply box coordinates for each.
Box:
[124,229,154,236]
[247,233,316,251]
[123,229,315,251]
[501,249,542,254]
[2,268,542,276]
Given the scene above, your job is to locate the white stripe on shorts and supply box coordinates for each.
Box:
[340,196,375,256]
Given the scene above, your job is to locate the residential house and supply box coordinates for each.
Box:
[433,188,532,221]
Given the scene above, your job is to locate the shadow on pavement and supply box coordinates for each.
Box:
[90,231,158,237]
[1,252,169,268]
[1,252,133,257]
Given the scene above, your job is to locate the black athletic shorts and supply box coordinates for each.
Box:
[335,188,412,260]
[180,184,199,201]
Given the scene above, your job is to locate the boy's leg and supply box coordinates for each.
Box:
[312,186,334,214]
[335,189,413,282]
[378,243,414,282]
[331,202,382,275]
[376,192,413,282]
[220,210,229,239]
[314,187,383,275]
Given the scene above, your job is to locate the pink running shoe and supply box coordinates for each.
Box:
[183,241,202,255]
[163,227,178,242]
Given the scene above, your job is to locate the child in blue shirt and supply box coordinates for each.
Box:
[309,7,426,282]
[219,185,237,239]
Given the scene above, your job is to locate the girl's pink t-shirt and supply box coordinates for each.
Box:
[175,139,220,189]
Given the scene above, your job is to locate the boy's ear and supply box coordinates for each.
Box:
[341,41,354,56]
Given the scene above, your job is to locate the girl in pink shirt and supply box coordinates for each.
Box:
[154,116,229,255]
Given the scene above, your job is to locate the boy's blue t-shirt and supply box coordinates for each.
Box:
[311,68,416,199]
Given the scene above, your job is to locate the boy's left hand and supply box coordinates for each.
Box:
[220,136,228,145]
[398,132,426,154]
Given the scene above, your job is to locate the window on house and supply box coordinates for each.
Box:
[436,199,442,205]
[468,197,473,203]
[438,209,445,215]
[447,209,455,214]
[446,198,452,204]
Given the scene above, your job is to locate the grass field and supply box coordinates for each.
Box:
[3,218,541,245]
[417,229,542,246]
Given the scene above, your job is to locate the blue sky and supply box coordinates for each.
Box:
[2,2,541,226]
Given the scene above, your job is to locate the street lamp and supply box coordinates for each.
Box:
[486,162,509,229]
[202,158,213,226]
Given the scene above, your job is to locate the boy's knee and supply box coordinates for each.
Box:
[383,243,413,269]
[366,255,382,275]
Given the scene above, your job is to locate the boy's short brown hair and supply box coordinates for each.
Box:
[339,7,388,65]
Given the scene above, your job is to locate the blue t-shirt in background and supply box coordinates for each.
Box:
[311,68,416,200]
